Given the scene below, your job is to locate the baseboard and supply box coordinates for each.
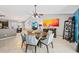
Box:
[0,36,16,40]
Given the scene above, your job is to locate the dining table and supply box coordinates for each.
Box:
[24,30,48,47]
[27,30,47,38]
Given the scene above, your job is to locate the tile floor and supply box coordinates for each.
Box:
[0,33,77,53]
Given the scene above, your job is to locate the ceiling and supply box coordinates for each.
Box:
[0,5,79,22]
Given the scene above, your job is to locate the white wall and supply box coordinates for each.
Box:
[24,17,42,30]
[42,14,73,37]
[24,17,33,30]
[24,14,73,37]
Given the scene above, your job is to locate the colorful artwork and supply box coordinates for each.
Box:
[43,18,59,27]
[32,21,38,30]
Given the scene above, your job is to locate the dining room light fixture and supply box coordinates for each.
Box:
[32,5,44,19]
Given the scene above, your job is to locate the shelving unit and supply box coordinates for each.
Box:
[63,17,75,42]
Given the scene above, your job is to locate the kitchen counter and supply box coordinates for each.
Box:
[0,29,16,39]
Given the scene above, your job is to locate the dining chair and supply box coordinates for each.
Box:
[40,33,54,53]
[48,30,52,35]
[25,35,39,53]
[21,33,26,48]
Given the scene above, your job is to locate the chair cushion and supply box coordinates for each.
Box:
[26,35,38,45]
[40,33,54,45]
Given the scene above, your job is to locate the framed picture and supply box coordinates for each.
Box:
[0,21,8,29]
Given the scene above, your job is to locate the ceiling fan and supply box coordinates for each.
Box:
[32,5,44,18]
[23,5,44,23]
